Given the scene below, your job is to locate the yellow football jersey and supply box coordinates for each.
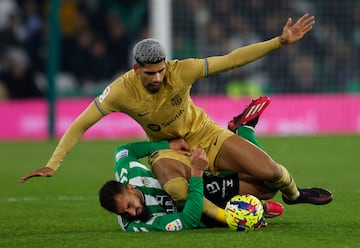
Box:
[95,59,208,141]
[46,37,282,172]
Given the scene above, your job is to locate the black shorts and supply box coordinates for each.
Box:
[203,172,239,209]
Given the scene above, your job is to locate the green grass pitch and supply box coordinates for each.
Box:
[1,135,359,248]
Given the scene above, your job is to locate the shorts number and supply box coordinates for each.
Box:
[205,181,220,195]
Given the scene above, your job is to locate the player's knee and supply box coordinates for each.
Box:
[163,177,189,205]
[262,159,283,181]
[271,163,286,181]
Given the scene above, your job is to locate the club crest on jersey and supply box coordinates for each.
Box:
[99,86,110,103]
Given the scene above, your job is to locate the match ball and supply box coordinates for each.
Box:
[225,194,265,231]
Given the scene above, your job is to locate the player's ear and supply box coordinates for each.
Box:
[133,64,140,74]
[127,184,135,190]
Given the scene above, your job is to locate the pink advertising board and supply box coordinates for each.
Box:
[0,94,359,140]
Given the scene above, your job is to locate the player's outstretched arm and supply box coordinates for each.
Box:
[204,13,315,77]
[278,13,315,46]
[19,102,105,183]
[19,167,54,183]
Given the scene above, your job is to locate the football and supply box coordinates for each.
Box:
[225,194,265,231]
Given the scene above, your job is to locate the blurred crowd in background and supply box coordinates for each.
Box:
[174,0,360,95]
[0,0,359,100]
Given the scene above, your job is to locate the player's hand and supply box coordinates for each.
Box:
[190,148,209,177]
[169,138,191,156]
[279,13,315,46]
[19,167,55,183]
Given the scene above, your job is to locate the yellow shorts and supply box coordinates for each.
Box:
[148,119,234,175]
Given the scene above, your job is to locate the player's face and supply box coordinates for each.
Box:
[114,185,152,221]
[134,61,166,93]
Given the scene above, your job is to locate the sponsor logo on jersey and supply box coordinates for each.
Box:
[165,219,183,231]
[161,109,184,128]
[147,107,184,132]
[99,86,110,103]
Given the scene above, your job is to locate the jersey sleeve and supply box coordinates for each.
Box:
[168,59,208,86]
[114,140,170,185]
[114,140,169,162]
[206,37,282,75]
[45,102,104,171]
[170,37,282,87]
[123,176,204,232]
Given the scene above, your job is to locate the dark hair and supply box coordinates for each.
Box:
[98,180,126,214]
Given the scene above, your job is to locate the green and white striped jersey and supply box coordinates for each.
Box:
[114,140,204,232]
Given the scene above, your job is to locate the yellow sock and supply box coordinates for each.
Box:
[163,177,189,207]
[203,198,226,224]
[265,164,300,200]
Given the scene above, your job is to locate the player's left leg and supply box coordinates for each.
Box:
[238,175,277,200]
[231,100,332,206]
[216,134,332,205]
[236,173,285,218]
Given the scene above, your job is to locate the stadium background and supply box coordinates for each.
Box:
[1,1,359,247]
[0,0,359,138]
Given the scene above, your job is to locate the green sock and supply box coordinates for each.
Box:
[237,126,264,150]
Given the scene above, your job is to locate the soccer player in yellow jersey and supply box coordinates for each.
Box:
[20,13,332,223]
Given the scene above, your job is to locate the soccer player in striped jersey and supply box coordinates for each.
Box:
[99,144,208,232]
